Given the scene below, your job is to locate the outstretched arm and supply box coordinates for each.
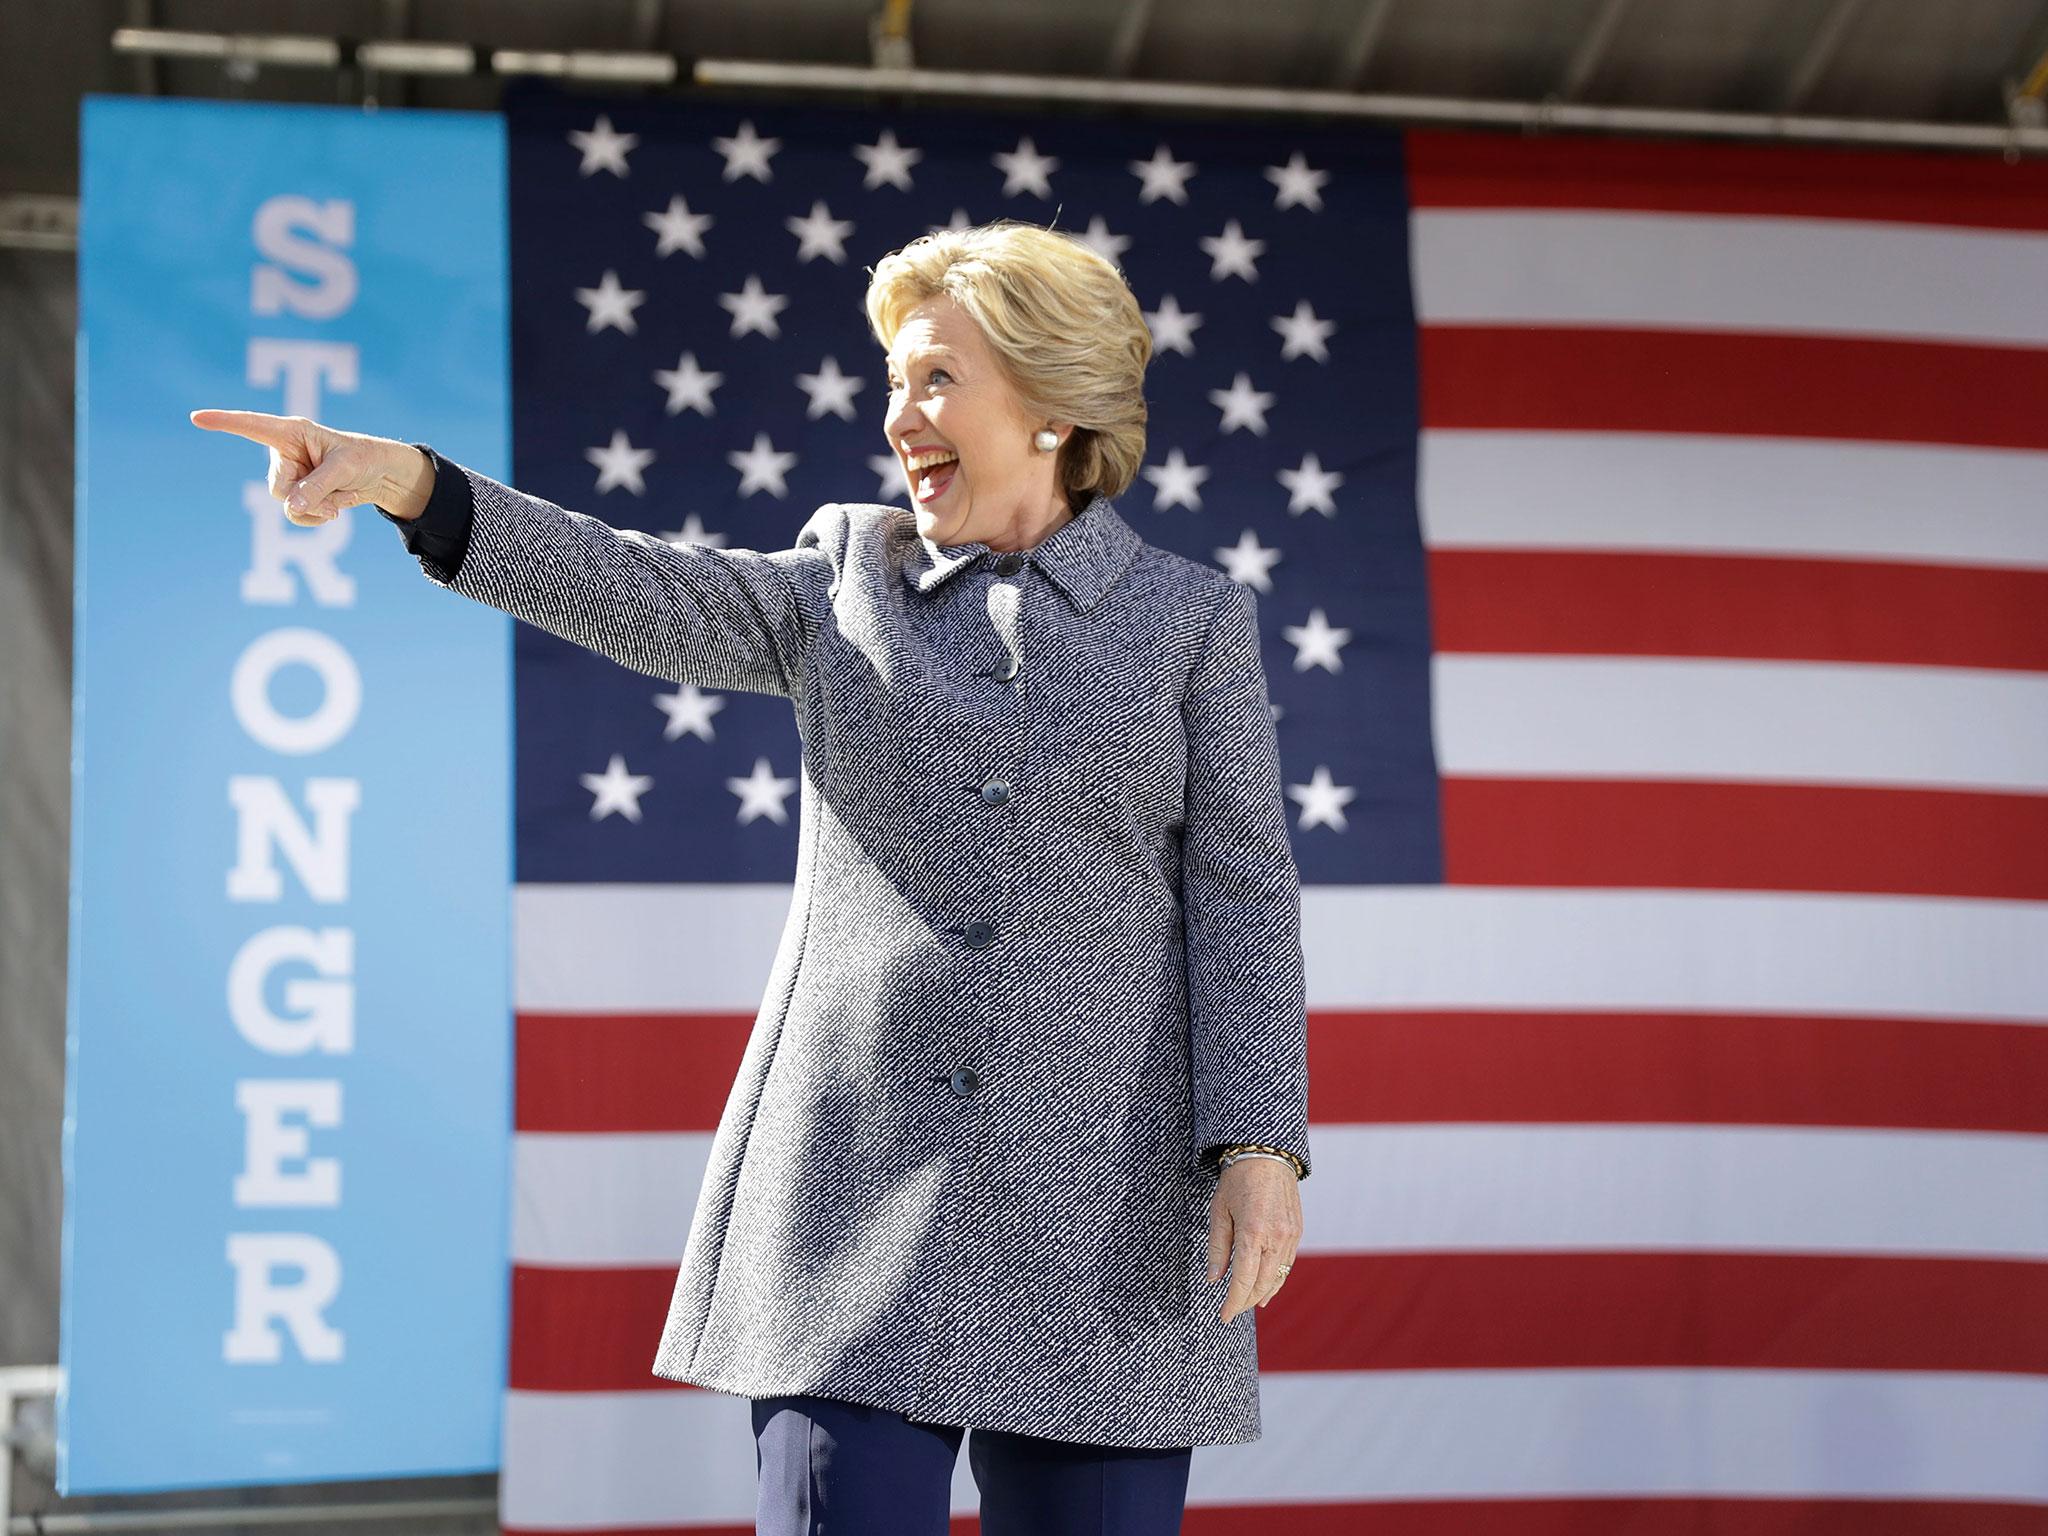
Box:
[189,411,833,701]
[385,449,831,699]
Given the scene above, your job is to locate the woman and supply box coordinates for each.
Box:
[192,219,1310,1536]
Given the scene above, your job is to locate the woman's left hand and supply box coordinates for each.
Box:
[1206,1158,1303,1324]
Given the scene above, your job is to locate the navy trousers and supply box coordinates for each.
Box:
[751,1394,1194,1536]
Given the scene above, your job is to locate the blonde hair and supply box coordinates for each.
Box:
[863,220,1152,507]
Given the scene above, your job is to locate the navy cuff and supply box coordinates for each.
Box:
[376,442,474,578]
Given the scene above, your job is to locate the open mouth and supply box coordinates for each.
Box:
[906,451,959,504]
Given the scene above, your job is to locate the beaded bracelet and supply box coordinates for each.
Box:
[1217,1142,1307,1179]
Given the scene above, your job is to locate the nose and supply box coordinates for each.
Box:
[885,391,927,448]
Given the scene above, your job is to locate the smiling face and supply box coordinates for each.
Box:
[883,294,1070,549]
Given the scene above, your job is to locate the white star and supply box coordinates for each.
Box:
[936,207,976,233]
[787,199,855,264]
[654,350,722,417]
[795,356,866,421]
[1129,144,1196,204]
[1288,765,1355,832]
[575,270,646,335]
[728,432,797,498]
[654,684,725,743]
[1282,608,1351,672]
[711,119,780,183]
[1215,530,1282,592]
[1209,372,1275,436]
[1074,215,1131,268]
[581,753,653,821]
[1265,151,1329,212]
[1277,451,1343,516]
[657,512,726,547]
[993,136,1058,199]
[1272,300,1336,363]
[644,194,713,258]
[854,129,923,191]
[568,114,637,177]
[1141,448,1210,512]
[728,755,798,825]
[867,451,906,501]
[718,274,789,340]
[1144,294,1203,357]
[586,429,654,494]
[1200,220,1266,282]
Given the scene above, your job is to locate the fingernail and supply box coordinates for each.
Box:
[287,493,307,512]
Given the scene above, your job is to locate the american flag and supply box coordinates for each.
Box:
[490,80,2048,1533]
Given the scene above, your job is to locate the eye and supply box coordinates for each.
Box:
[927,367,951,385]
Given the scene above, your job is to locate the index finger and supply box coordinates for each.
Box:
[189,408,296,447]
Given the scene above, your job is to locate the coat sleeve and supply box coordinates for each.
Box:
[375,449,835,699]
[1180,580,1312,1181]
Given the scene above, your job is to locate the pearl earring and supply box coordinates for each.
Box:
[1033,428,1059,452]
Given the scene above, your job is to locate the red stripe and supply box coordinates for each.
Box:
[1430,549,2048,673]
[1309,1009,2048,1136]
[1439,778,2048,902]
[510,1263,679,1391]
[1259,1251,2048,1375]
[506,1501,2048,1536]
[518,1010,753,1132]
[510,1250,2048,1391]
[521,1005,2048,1137]
[1419,326,2048,451]
[1184,1500,2048,1535]
[1404,126,2048,233]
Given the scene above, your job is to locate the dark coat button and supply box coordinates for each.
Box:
[962,919,996,948]
[948,1066,981,1097]
[993,552,1025,576]
[979,778,1012,804]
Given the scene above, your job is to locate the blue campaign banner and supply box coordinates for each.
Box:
[65,96,512,1493]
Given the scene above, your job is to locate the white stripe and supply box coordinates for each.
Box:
[512,1123,2048,1266]
[1305,885,2048,1024]
[1419,430,2048,571]
[501,1388,758,1530]
[516,884,2048,1025]
[1434,654,2048,793]
[500,1369,2048,1526]
[517,882,794,1010]
[514,1132,709,1265]
[1410,208,2048,348]
[1197,1370,2048,1504]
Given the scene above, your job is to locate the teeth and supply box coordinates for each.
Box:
[907,449,958,471]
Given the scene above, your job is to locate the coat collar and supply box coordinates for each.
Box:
[900,493,1142,613]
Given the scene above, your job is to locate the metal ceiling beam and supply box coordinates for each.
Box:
[371,0,412,109]
[0,195,78,253]
[1334,0,1398,90]
[1106,0,1155,79]
[631,0,666,50]
[124,0,160,95]
[1780,0,1869,114]
[871,0,914,71]
[2008,0,2048,123]
[1555,0,1634,102]
[104,27,2048,157]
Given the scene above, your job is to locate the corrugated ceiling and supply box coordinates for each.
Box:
[5,0,2048,195]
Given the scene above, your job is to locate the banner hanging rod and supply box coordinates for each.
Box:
[109,27,2048,159]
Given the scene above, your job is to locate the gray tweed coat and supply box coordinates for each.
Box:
[383,456,1312,1447]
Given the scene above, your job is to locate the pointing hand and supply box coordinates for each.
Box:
[188,409,430,525]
